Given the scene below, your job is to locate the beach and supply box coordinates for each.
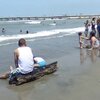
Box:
[0,34,100,100]
[0,18,100,100]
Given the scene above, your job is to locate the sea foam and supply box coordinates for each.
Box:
[0,26,85,43]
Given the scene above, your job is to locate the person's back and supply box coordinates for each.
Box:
[95,38,99,47]
[18,46,34,74]
[0,38,34,79]
[90,31,99,49]
[91,37,99,48]
[14,38,34,74]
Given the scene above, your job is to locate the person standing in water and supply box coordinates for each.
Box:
[84,20,90,37]
[2,28,5,33]
[91,17,96,33]
[97,18,100,38]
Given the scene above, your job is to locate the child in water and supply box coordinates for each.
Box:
[78,32,85,48]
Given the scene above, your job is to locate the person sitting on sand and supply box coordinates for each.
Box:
[0,38,34,79]
[90,31,99,49]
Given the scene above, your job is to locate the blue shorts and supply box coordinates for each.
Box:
[38,61,46,67]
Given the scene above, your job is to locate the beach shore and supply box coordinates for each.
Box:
[0,34,100,100]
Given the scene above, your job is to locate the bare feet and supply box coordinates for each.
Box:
[0,72,9,79]
[0,66,13,79]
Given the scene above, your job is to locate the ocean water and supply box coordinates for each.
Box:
[0,18,86,46]
[0,18,100,100]
[0,18,88,72]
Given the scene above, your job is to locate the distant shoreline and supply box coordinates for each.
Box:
[0,14,100,21]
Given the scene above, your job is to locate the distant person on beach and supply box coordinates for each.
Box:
[91,17,96,32]
[34,57,46,68]
[0,38,34,79]
[2,28,5,33]
[20,29,22,33]
[97,18,100,38]
[26,30,29,34]
[84,20,90,37]
[89,31,99,49]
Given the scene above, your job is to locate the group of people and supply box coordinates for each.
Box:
[78,17,100,49]
[1,18,100,80]
[0,38,46,79]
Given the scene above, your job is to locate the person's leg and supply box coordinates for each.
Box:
[0,71,10,79]
[0,66,14,79]
[10,66,14,73]
[80,42,83,49]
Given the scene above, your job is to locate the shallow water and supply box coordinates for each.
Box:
[0,18,100,100]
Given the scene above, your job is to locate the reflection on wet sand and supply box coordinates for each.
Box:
[80,49,100,64]
[6,74,57,100]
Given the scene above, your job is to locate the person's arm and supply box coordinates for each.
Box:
[14,49,19,68]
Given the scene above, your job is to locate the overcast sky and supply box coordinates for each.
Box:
[0,0,100,17]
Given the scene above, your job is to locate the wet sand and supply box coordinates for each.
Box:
[0,35,100,100]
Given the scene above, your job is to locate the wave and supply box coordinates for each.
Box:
[0,20,42,24]
[24,20,41,24]
[0,20,28,23]
[49,23,56,26]
[45,18,66,21]
[0,26,85,43]
[0,42,16,47]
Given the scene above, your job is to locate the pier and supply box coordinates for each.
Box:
[0,15,100,21]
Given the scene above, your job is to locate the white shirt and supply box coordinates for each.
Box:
[18,47,34,74]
